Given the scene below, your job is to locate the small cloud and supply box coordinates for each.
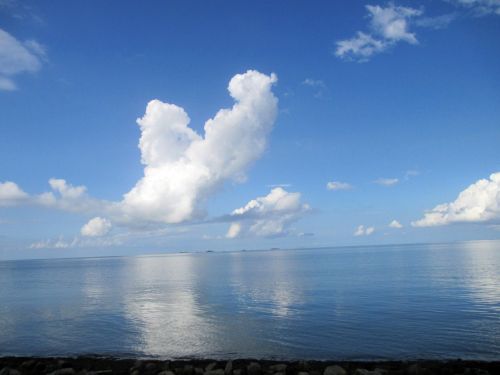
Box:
[374,177,399,186]
[0,181,29,206]
[226,187,311,238]
[80,217,112,237]
[326,181,353,191]
[335,4,423,62]
[389,220,403,229]
[354,225,375,236]
[335,31,387,62]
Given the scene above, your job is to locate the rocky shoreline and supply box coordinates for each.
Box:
[0,357,499,375]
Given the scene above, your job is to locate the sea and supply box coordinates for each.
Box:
[1,241,499,360]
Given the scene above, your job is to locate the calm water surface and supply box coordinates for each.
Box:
[1,241,499,360]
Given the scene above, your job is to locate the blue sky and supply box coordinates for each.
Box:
[1,0,499,260]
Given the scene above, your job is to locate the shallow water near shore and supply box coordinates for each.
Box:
[1,241,499,360]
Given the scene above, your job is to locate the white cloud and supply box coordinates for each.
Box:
[3,70,280,236]
[374,177,399,186]
[412,172,500,227]
[35,178,107,215]
[0,28,45,90]
[449,0,500,15]
[0,181,28,205]
[367,4,422,44]
[389,219,403,228]
[121,70,278,224]
[226,187,310,238]
[354,225,375,236]
[335,32,387,62]
[326,181,353,191]
[81,217,112,237]
[335,4,423,61]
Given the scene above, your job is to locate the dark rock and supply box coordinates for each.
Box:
[195,368,204,375]
[206,369,225,375]
[324,365,346,375]
[145,362,157,372]
[0,368,20,375]
[158,371,176,375]
[233,369,243,375]
[48,369,76,375]
[206,363,218,372]
[184,364,195,375]
[247,362,262,375]
[298,362,310,371]
[225,361,233,375]
[354,369,384,375]
[298,372,309,375]
[20,359,36,369]
[270,364,287,373]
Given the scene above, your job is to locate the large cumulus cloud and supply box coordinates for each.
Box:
[121,70,278,224]
[0,70,281,232]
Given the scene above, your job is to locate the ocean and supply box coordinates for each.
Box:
[1,241,499,360]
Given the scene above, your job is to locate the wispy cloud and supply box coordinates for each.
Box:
[374,177,399,186]
[302,78,328,98]
[0,27,46,90]
[335,3,423,62]
[448,0,500,16]
[326,181,353,191]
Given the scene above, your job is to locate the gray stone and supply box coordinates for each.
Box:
[270,364,287,373]
[158,372,176,375]
[225,361,233,375]
[247,362,262,375]
[324,365,346,375]
[233,369,243,375]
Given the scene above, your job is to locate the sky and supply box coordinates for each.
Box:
[0,0,499,260]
